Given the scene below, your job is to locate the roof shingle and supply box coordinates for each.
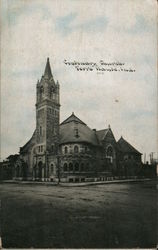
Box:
[117,137,141,154]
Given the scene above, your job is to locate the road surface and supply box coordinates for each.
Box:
[0,180,156,248]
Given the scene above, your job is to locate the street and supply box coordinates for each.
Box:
[0,180,156,248]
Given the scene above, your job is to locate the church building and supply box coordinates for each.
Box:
[14,58,142,182]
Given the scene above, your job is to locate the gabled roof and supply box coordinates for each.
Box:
[44,57,53,79]
[60,112,86,125]
[20,130,36,153]
[60,113,99,146]
[96,129,108,141]
[117,136,142,155]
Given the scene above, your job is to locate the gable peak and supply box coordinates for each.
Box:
[60,113,86,125]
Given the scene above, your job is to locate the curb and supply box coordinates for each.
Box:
[59,178,152,187]
[0,178,153,187]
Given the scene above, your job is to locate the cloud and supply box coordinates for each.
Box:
[123,14,154,34]
[0,0,157,161]
[56,13,108,36]
[55,12,78,35]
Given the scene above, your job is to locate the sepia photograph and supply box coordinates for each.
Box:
[0,0,157,249]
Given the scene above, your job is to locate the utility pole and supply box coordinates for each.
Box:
[57,154,60,184]
[45,150,47,181]
[56,141,60,185]
[150,152,155,165]
[144,153,146,164]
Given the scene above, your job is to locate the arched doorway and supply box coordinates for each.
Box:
[49,163,54,182]
[50,163,54,174]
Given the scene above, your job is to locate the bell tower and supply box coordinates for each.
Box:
[36,58,60,155]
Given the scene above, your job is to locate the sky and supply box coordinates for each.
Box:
[1,0,157,161]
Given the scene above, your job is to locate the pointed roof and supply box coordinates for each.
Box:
[96,129,108,141]
[20,130,36,153]
[59,113,99,145]
[44,57,52,78]
[117,137,142,155]
[60,112,86,125]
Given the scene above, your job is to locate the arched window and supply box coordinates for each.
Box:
[40,86,44,95]
[74,145,79,153]
[69,163,73,171]
[64,163,68,172]
[40,86,44,93]
[74,162,79,171]
[106,146,113,163]
[74,128,79,138]
[106,146,113,156]
[51,164,54,173]
[64,146,68,154]
[40,86,44,100]
[39,126,42,136]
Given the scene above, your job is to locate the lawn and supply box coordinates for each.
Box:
[0,180,156,248]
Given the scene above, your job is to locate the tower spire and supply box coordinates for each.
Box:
[44,57,52,78]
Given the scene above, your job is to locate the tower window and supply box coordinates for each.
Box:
[38,145,43,153]
[40,86,44,99]
[51,145,54,152]
[74,128,79,138]
[64,146,68,154]
[39,126,42,136]
[51,86,55,93]
[40,86,44,93]
[74,145,79,153]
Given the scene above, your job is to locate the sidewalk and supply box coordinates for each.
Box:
[0,178,152,187]
[60,178,152,187]
[0,180,57,186]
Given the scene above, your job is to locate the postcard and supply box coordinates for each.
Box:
[0,0,157,249]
